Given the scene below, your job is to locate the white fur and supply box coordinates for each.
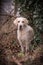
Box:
[14,17,34,53]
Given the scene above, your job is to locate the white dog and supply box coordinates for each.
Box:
[14,17,34,53]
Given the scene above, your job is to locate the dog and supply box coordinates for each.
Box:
[13,17,34,53]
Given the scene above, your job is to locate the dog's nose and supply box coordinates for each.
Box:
[20,25,22,28]
[20,25,22,30]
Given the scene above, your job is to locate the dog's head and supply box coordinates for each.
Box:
[13,17,28,30]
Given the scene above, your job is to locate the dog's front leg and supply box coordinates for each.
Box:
[19,40,24,53]
[26,41,30,53]
[26,43,28,53]
[26,41,31,53]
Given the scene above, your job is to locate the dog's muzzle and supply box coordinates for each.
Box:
[19,25,22,30]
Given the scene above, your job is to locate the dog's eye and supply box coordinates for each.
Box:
[22,21,24,23]
[18,21,20,23]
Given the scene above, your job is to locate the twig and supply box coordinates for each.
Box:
[11,56,22,65]
[0,13,14,17]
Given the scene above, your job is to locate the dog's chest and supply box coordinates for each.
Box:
[17,30,28,41]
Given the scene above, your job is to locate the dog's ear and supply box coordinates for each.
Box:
[13,18,18,26]
[24,18,28,24]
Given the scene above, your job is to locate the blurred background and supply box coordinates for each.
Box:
[0,0,43,65]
